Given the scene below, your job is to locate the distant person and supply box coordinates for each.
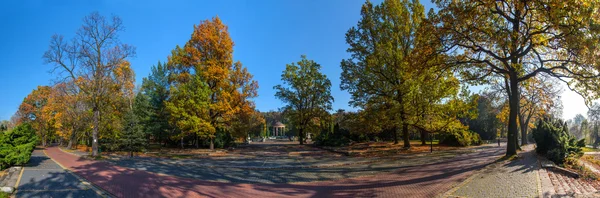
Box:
[498,138,500,146]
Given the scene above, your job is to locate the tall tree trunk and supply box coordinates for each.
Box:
[181,136,184,149]
[195,133,199,149]
[399,97,410,148]
[42,133,47,147]
[421,130,427,145]
[299,128,304,145]
[399,109,410,148]
[210,137,214,150]
[506,7,522,156]
[68,127,77,149]
[519,114,528,146]
[158,130,163,148]
[506,74,519,156]
[393,126,398,144]
[91,107,99,156]
[402,123,410,148]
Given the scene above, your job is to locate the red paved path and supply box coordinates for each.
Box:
[45,146,504,198]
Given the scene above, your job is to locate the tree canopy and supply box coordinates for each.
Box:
[43,12,136,156]
[434,0,600,155]
[341,0,472,148]
[275,55,333,145]
[167,16,259,149]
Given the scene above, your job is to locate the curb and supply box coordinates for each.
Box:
[0,166,23,195]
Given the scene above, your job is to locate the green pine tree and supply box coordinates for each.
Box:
[121,104,147,157]
[140,62,171,147]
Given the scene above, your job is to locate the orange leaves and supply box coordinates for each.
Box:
[167,16,259,139]
[170,16,234,87]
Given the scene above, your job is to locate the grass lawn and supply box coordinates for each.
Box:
[583,147,600,152]
[409,140,440,145]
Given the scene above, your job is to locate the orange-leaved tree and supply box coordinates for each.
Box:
[167,16,258,149]
[43,12,136,156]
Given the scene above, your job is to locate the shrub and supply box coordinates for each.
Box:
[349,133,370,143]
[202,130,236,149]
[0,123,38,170]
[314,124,351,147]
[532,117,584,165]
[440,129,482,146]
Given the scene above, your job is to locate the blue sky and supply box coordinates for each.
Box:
[0,0,585,121]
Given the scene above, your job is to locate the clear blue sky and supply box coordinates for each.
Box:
[0,0,439,120]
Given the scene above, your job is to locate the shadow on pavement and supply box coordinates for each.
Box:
[59,145,505,198]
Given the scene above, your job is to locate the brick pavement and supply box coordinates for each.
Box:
[45,145,505,198]
[447,145,539,198]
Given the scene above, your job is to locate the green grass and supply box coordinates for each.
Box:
[0,192,9,198]
[582,147,600,152]
[409,140,440,145]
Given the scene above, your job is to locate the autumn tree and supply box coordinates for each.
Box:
[341,0,469,148]
[274,55,333,145]
[167,17,258,149]
[465,93,502,140]
[43,12,136,156]
[229,109,264,142]
[164,74,212,149]
[226,62,261,140]
[518,76,562,145]
[434,0,600,155]
[17,86,54,146]
[488,74,562,147]
[52,81,90,149]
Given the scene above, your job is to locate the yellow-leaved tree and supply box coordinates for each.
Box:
[167,17,258,149]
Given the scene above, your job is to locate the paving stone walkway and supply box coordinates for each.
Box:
[447,145,539,198]
[105,150,467,183]
[61,144,498,184]
[45,144,505,198]
[14,148,102,198]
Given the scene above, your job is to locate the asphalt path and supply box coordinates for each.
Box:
[14,148,102,198]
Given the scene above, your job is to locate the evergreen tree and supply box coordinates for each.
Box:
[121,105,146,157]
[140,62,171,146]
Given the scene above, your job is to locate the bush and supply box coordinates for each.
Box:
[314,124,351,147]
[440,129,482,147]
[202,130,236,149]
[349,133,370,143]
[532,117,584,165]
[0,123,38,170]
